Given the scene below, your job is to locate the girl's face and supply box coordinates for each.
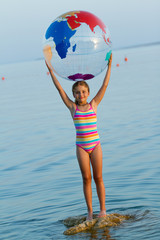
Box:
[73,85,90,104]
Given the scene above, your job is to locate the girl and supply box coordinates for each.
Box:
[46,54,112,220]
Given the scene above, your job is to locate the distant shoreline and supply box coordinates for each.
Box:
[1,41,160,66]
[112,41,160,51]
[37,41,160,61]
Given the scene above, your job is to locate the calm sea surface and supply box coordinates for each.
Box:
[0,44,160,240]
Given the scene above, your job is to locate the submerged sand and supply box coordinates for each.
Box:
[63,213,132,235]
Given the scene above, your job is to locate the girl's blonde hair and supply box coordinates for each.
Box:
[72,81,90,105]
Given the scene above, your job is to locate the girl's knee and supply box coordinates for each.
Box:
[83,174,92,184]
[93,175,103,185]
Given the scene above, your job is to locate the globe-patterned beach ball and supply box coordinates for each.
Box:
[43,10,112,81]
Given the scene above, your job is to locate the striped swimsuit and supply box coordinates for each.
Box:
[73,104,100,154]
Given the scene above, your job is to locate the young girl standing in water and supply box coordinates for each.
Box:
[46,54,112,220]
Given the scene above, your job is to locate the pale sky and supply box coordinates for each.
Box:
[0,0,160,64]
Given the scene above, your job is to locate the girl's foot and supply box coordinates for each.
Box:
[98,210,106,218]
[86,211,93,221]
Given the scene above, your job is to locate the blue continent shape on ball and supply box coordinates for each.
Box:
[45,20,76,59]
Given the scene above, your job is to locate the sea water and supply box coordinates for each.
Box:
[0,44,160,239]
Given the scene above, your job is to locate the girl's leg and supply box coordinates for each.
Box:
[76,146,93,219]
[90,144,106,216]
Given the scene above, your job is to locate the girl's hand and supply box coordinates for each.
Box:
[108,53,112,67]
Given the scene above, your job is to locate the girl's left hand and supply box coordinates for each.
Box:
[108,53,112,67]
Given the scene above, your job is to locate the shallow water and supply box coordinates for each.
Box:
[0,44,160,239]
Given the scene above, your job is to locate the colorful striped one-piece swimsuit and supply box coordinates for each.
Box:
[73,104,100,154]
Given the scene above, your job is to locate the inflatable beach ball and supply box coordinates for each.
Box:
[43,10,112,81]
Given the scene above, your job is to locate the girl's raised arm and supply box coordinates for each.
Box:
[91,54,112,110]
[46,62,75,111]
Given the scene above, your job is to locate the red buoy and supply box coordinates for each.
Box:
[124,57,128,62]
[2,77,5,80]
[116,63,120,67]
